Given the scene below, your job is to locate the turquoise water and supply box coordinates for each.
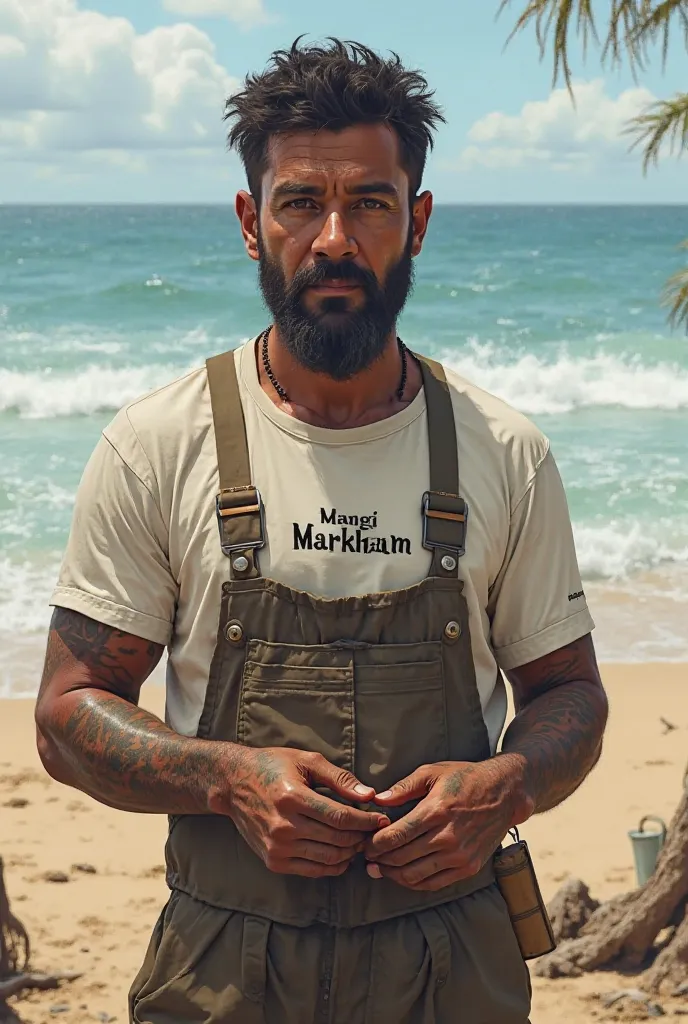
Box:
[1,204,687,689]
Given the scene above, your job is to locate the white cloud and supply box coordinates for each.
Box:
[454,79,657,173]
[162,0,270,28]
[0,0,239,162]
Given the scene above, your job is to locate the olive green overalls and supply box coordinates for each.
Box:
[129,349,532,1024]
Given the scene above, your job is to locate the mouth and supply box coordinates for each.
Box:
[307,281,362,295]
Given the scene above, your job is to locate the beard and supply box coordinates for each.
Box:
[257,232,415,381]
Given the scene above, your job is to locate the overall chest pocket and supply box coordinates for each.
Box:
[237,639,449,798]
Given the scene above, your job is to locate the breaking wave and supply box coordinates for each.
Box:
[444,344,688,415]
[3,342,688,419]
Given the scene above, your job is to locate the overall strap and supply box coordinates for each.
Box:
[206,350,264,580]
[416,354,468,578]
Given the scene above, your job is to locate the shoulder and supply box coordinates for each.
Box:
[442,362,550,512]
[121,362,212,439]
[101,344,249,464]
[101,365,211,487]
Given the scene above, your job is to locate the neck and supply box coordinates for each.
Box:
[258,327,423,429]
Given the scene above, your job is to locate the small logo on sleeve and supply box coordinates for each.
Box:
[568,590,585,602]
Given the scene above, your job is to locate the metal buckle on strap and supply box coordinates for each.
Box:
[422,491,468,557]
[216,487,266,557]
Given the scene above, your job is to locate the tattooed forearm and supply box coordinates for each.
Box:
[36,609,239,815]
[500,635,608,814]
[51,693,235,814]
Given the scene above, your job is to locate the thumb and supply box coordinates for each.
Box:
[374,766,435,806]
[305,754,376,803]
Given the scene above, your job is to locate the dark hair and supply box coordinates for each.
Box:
[225,37,445,203]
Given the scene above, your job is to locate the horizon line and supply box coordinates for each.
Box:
[1,200,687,208]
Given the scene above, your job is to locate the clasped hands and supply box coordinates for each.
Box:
[363,757,535,892]
[223,746,534,893]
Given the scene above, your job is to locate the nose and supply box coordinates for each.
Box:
[312,212,358,262]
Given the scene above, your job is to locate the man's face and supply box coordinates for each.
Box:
[237,123,432,380]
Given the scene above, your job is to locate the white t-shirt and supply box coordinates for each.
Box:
[52,340,595,753]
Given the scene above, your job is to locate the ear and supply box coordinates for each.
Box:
[410,190,433,258]
[236,190,260,262]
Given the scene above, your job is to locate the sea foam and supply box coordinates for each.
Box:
[443,345,688,415]
[0,364,191,419]
[574,519,688,581]
[2,345,688,419]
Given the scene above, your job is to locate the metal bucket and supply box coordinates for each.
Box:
[628,815,667,887]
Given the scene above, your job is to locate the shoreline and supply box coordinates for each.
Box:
[3,576,688,699]
[3,554,688,697]
[1,663,686,1022]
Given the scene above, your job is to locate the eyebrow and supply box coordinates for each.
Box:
[272,182,325,199]
[272,181,400,200]
[346,182,399,197]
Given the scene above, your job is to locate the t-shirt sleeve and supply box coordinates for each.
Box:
[50,419,177,646]
[488,449,595,670]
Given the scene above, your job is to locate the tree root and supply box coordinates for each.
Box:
[535,775,688,990]
[0,859,29,980]
[0,971,82,1003]
[640,903,688,995]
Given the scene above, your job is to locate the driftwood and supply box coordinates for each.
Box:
[536,766,688,995]
[0,972,82,1001]
[0,859,29,980]
[1,856,81,1010]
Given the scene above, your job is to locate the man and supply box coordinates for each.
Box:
[35,38,608,1024]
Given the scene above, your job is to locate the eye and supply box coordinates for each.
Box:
[356,198,388,210]
[286,198,317,210]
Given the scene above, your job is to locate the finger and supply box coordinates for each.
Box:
[292,815,375,849]
[378,853,448,887]
[365,803,435,857]
[373,765,435,807]
[280,857,352,879]
[304,754,376,804]
[380,865,469,893]
[413,869,468,892]
[369,827,446,868]
[373,853,482,890]
[298,788,389,833]
[291,840,361,866]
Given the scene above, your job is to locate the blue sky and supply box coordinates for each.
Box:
[1,0,687,203]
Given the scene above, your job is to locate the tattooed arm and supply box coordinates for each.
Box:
[365,634,608,891]
[35,608,383,876]
[500,632,608,813]
[35,607,214,813]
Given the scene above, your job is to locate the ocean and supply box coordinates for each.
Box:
[1,204,687,696]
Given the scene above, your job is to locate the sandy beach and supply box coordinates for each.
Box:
[1,663,686,1024]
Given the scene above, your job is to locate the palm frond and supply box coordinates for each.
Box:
[634,0,688,66]
[600,0,652,73]
[498,1,688,331]
[498,0,688,88]
[625,92,688,169]
[498,0,598,91]
[662,246,688,330]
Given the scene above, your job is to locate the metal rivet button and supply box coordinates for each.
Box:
[441,554,457,572]
[232,556,249,573]
[226,623,244,643]
[445,621,461,640]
